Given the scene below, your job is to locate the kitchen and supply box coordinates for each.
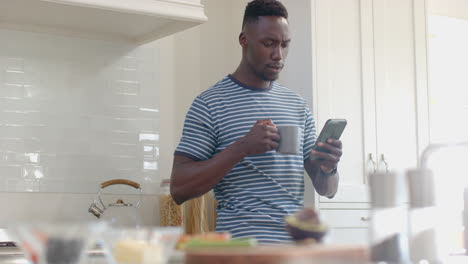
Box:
[1,0,468,263]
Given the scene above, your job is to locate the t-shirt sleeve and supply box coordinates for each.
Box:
[174,96,217,161]
[303,106,317,161]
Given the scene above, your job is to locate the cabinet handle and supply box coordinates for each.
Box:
[378,154,389,173]
[365,153,377,183]
[361,216,370,221]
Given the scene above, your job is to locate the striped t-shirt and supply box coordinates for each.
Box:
[175,75,317,244]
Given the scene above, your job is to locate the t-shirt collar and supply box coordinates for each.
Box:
[228,74,273,92]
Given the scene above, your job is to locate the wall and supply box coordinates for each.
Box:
[0,29,161,225]
[157,0,245,180]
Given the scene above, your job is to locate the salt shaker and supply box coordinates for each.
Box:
[368,171,409,263]
[406,168,443,263]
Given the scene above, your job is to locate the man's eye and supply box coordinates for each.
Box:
[263,41,274,47]
[282,42,290,48]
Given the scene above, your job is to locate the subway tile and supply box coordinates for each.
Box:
[109,131,138,144]
[55,140,90,155]
[111,117,140,131]
[4,70,25,85]
[117,68,139,83]
[6,178,41,192]
[0,125,25,139]
[111,80,140,95]
[143,161,158,171]
[0,138,23,152]
[34,179,66,193]
[0,165,22,178]
[119,56,139,70]
[2,110,42,126]
[143,144,159,161]
[0,29,160,194]
[0,84,24,99]
[22,165,45,179]
[23,138,42,152]
[1,151,40,165]
[138,95,160,110]
[2,97,48,112]
[104,93,139,107]
[110,143,138,157]
[107,106,139,119]
[136,118,159,133]
[5,57,25,72]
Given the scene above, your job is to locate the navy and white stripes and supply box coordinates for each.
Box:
[175,75,316,244]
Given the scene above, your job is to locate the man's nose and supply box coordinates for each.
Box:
[272,46,284,60]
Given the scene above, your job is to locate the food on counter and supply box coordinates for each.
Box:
[113,239,163,264]
[177,232,235,249]
[45,237,85,264]
[184,237,258,249]
[285,208,328,243]
[159,179,184,227]
[184,196,210,234]
[159,193,184,226]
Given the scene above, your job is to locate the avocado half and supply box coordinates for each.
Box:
[285,208,328,242]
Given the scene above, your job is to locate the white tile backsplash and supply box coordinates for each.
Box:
[0,29,161,195]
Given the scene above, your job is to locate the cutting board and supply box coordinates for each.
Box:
[185,244,369,264]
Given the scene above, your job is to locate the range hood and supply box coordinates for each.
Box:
[0,0,207,44]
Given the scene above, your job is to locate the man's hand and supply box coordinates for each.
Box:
[311,138,343,173]
[237,119,280,156]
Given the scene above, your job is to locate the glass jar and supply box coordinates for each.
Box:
[407,169,443,263]
[184,194,209,234]
[368,171,409,263]
[159,179,184,227]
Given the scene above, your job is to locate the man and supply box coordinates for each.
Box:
[170,0,342,244]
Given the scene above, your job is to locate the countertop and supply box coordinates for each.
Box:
[0,246,185,264]
[2,246,468,264]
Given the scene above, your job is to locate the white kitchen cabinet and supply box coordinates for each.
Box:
[311,0,429,244]
[0,0,207,44]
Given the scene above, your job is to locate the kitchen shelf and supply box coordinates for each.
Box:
[0,0,207,44]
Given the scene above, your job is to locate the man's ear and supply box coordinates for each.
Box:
[239,32,247,47]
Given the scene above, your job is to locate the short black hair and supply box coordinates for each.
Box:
[242,0,288,30]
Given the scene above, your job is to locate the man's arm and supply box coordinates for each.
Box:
[304,139,342,198]
[170,120,279,205]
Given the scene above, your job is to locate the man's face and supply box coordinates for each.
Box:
[242,16,291,81]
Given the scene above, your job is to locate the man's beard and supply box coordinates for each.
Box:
[256,69,279,82]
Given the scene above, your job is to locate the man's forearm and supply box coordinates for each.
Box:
[170,140,248,205]
[304,158,339,198]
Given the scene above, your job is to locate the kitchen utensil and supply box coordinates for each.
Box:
[6,221,107,264]
[88,179,142,228]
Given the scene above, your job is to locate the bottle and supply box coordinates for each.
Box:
[368,171,409,263]
[366,153,376,183]
[159,179,184,227]
[406,169,442,263]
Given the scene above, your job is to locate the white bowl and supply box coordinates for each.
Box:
[101,226,183,264]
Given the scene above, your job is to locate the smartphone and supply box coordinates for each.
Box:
[310,119,347,160]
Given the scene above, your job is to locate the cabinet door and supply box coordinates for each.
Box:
[321,209,370,245]
[372,0,420,172]
[312,0,375,202]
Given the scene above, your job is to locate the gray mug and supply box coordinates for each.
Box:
[277,125,301,154]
